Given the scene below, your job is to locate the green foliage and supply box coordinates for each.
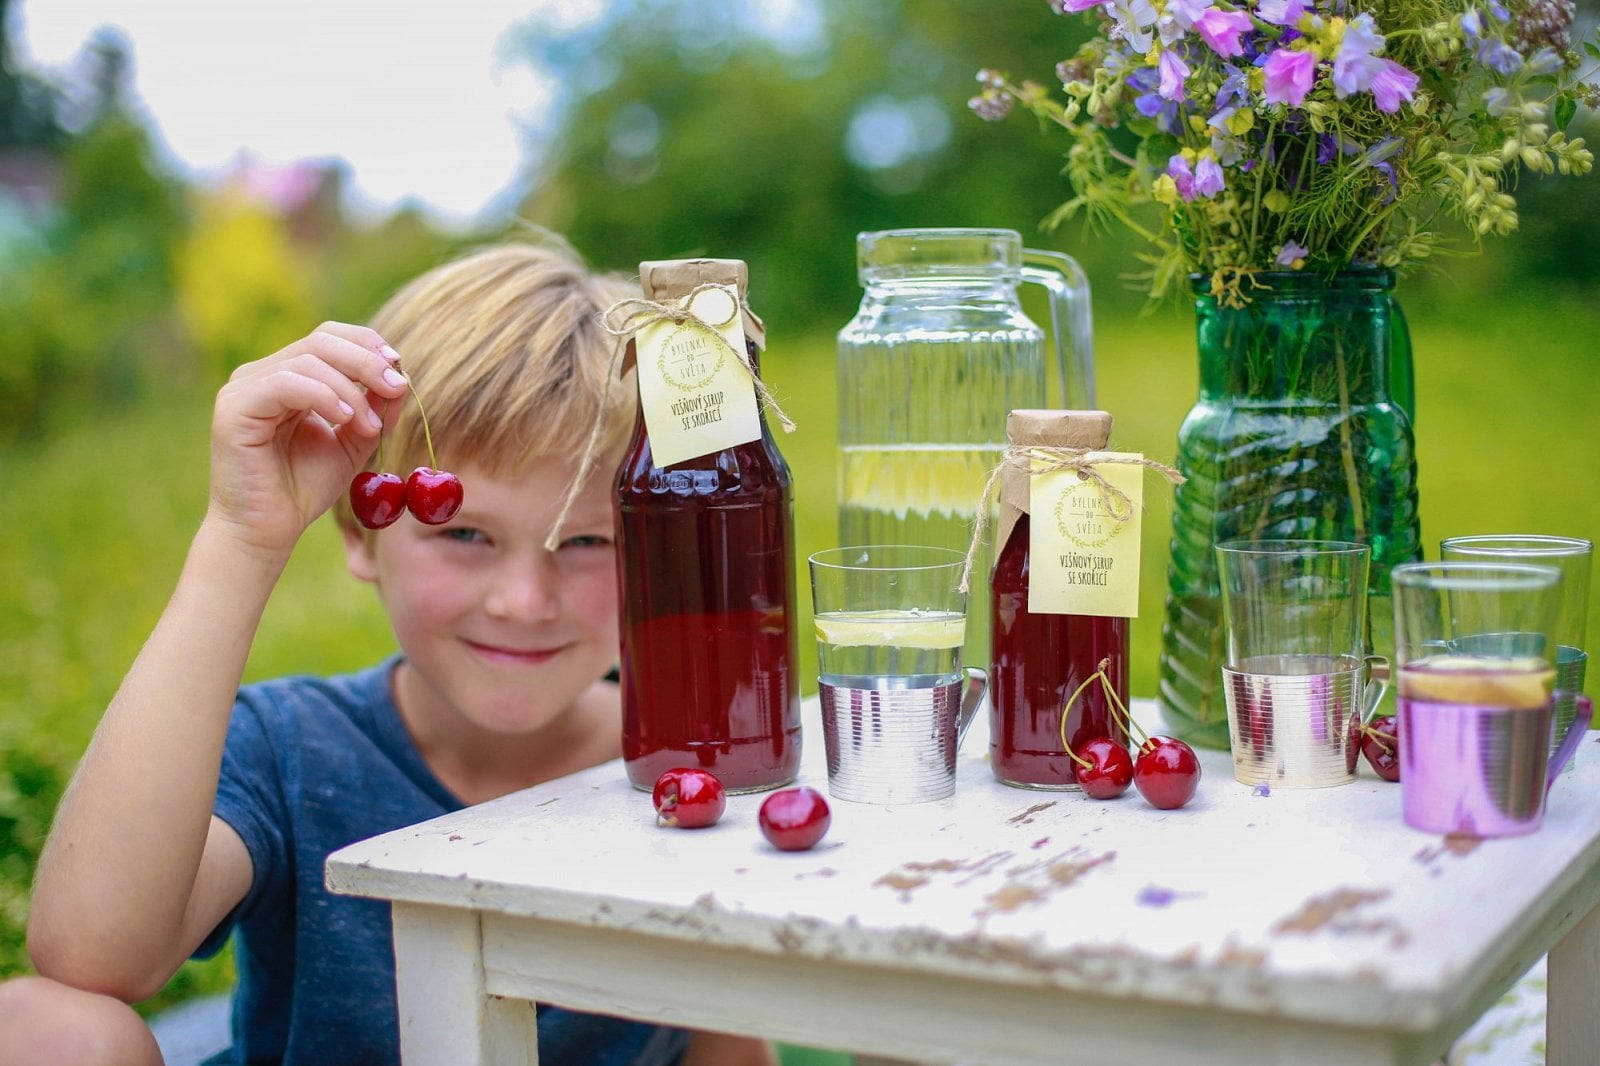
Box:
[511,0,1092,330]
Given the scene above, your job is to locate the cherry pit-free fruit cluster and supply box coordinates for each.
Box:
[651,768,832,852]
[348,364,463,529]
[1061,660,1201,810]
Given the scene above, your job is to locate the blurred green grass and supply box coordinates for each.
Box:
[3,296,1596,1025]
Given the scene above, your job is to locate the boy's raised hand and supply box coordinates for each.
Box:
[207,323,411,554]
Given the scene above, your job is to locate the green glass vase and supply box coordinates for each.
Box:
[1157,270,1422,749]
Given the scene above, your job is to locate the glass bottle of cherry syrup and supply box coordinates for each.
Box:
[990,409,1130,789]
[615,258,801,793]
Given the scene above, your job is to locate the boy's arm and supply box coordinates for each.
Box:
[27,324,409,1003]
[683,1031,780,1066]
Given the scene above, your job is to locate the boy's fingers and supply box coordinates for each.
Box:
[233,328,408,403]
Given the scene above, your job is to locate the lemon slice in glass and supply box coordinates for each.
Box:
[1399,655,1555,710]
[814,610,966,650]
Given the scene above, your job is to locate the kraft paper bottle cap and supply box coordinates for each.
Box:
[996,409,1115,550]
[638,258,766,348]
[1005,409,1112,449]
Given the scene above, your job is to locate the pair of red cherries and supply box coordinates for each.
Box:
[350,467,463,529]
[346,365,464,530]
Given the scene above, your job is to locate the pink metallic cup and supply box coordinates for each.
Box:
[1399,694,1585,837]
[1392,561,1575,838]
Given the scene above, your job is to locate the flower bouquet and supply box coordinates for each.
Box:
[972,0,1596,748]
[973,0,1595,302]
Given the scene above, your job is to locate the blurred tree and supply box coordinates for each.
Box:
[0,0,66,148]
[177,190,317,378]
[510,0,1109,331]
[0,28,189,441]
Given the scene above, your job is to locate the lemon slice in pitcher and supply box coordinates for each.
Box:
[1399,655,1556,710]
[814,610,965,650]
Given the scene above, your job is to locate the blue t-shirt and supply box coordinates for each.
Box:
[198,657,688,1065]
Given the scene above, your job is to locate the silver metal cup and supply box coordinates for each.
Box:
[820,667,987,803]
[1222,654,1389,788]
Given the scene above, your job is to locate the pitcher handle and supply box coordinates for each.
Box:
[955,667,989,749]
[1544,693,1589,792]
[1361,655,1390,722]
[1021,248,1095,410]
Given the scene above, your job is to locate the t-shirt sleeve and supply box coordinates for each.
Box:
[193,691,293,958]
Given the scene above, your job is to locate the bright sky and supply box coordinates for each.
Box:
[12,0,607,227]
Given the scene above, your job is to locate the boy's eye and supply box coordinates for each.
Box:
[561,534,612,550]
[444,527,487,544]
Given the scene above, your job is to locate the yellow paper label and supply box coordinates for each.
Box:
[635,285,761,467]
[1027,452,1144,617]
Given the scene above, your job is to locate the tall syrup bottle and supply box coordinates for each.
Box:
[614,258,801,793]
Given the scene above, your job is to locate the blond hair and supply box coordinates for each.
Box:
[336,241,635,533]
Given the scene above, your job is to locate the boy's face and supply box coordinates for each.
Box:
[342,457,619,745]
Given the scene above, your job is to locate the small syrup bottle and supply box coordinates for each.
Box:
[989,409,1130,789]
[614,258,801,793]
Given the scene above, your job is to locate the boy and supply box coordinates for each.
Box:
[0,242,775,1065]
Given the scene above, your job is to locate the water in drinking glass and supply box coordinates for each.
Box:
[814,609,969,803]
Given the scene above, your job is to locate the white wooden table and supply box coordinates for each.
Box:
[326,699,1600,1065]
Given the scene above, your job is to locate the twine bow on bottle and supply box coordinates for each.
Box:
[543,284,795,552]
[958,446,1187,593]
[600,283,796,433]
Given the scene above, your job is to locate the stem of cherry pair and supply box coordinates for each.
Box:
[348,367,464,530]
[1058,658,1200,809]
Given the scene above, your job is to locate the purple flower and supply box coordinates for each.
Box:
[1159,48,1193,101]
[1276,239,1310,266]
[1194,154,1226,196]
[1263,49,1317,106]
[1475,37,1525,74]
[1369,59,1420,112]
[1333,13,1386,98]
[1054,0,1111,12]
[1258,0,1310,25]
[1168,154,1197,200]
[1196,8,1254,56]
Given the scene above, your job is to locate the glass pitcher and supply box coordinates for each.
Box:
[836,227,1095,664]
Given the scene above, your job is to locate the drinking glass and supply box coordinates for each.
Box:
[1215,540,1386,788]
[1441,535,1593,773]
[808,545,987,804]
[1391,561,1583,837]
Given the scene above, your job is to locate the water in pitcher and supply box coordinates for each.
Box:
[837,442,1003,661]
[837,229,1095,667]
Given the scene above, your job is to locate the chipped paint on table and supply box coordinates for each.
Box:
[326,699,1600,1066]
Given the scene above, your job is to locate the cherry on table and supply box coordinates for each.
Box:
[1361,715,1401,782]
[405,467,464,524]
[1074,737,1133,800]
[1134,736,1201,810]
[350,470,408,530]
[758,787,831,851]
[652,768,726,829]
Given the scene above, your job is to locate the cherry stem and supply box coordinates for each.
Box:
[1091,656,1151,750]
[1058,674,1099,770]
[375,398,390,470]
[1362,725,1396,752]
[401,372,440,470]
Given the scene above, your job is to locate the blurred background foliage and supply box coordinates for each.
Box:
[2,0,1597,1029]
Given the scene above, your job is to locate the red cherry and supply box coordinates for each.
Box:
[349,471,407,529]
[652,768,726,829]
[1075,737,1134,800]
[1133,736,1201,810]
[758,786,831,851]
[1361,714,1401,782]
[405,467,464,524]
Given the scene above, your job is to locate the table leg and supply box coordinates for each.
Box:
[1547,896,1600,1066]
[392,903,539,1066]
